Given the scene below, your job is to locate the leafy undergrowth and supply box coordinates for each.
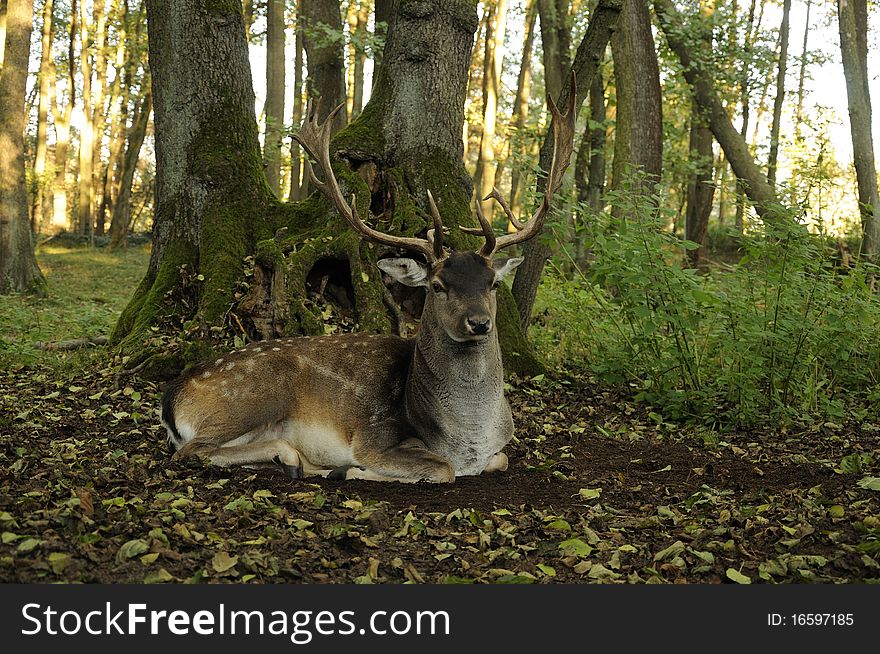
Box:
[1,361,877,584]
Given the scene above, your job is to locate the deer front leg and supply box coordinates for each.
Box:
[483,451,508,473]
[345,436,456,483]
[174,438,304,479]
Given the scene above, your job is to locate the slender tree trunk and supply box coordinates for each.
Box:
[92,0,110,237]
[77,0,94,237]
[717,155,728,224]
[0,0,7,70]
[507,0,537,223]
[766,0,790,189]
[302,0,346,132]
[794,0,810,144]
[511,0,622,330]
[50,0,76,230]
[242,0,254,42]
[351,0,368,117]
[609,0,662,196]
[264,0,286,196]
[685,102,715,269]
[735,0,758,232]
[586,68,606,215]
[32,0,54,234]
[0,0,46,294]
[109,88,151,248]
[654,0,783,222]
[473,0,508,219]
[288,0,305,202]
[684,0,714,269]
[838,0,880,261]
[573,69,606,268]
[537,0,571,101]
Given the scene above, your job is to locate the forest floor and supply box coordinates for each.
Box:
[1,245,878,584]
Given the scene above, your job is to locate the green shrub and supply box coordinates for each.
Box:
[532,183,880,426]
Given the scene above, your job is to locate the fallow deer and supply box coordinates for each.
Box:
[161,85,576,482]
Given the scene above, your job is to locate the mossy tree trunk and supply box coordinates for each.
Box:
[113,0,542,378]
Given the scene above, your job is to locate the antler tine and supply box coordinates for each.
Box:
[489,72,578,255]
[472,196,497,257]
[484,187,524,231]
[425,190,446,261]
[292,99,441,263]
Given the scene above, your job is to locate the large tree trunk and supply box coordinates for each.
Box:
[766,0,790,189]
[32,0,54,234]
[0,0,45,295]
[114,0,542,377]
[264,0,285,196]
[838,0,880,262]
[511,0,622,331]
[610,0,662,195]
[654,0,784,223]
[302,0,346,133]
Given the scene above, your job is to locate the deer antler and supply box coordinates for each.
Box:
[468,73,578,257]
[292,100,445,263]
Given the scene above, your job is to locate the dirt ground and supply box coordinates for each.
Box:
[1,361,878,584]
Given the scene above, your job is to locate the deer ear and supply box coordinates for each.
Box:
[377,258,430,287]
[492,256,523,282]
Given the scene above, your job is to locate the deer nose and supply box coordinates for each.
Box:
[466,317,492,335]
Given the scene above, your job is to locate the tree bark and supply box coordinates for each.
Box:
[735,0,758,232]
[92,0,111,236]
[0,0,7,70]
[537,0,571,101]
[109,87,151,248]
[472,0,508,220]
[837,0,880,262]
[511,0,622,331]
[264,0,286,196]
[586,68,606,215]
[684,0,714,269]
[766,0,790,189]
[685,103,715,270]
[302,0,346,133]
[32,0,54,234]
[610,0,662,196]
[50,0,76,230]
[288,0,305,202]
[372,0,391,81]
[77,0,95,237]
[0,0,46,294]
[654,0,784,223]
[346,0,368,120]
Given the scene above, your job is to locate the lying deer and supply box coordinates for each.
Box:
[162,88,575,482]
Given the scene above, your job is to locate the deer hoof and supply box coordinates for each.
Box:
[328,465,361,480]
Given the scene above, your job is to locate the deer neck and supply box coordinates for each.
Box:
[408,298,504,400]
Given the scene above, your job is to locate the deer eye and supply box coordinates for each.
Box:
[491,281,500,291]
[431,281,445,294]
